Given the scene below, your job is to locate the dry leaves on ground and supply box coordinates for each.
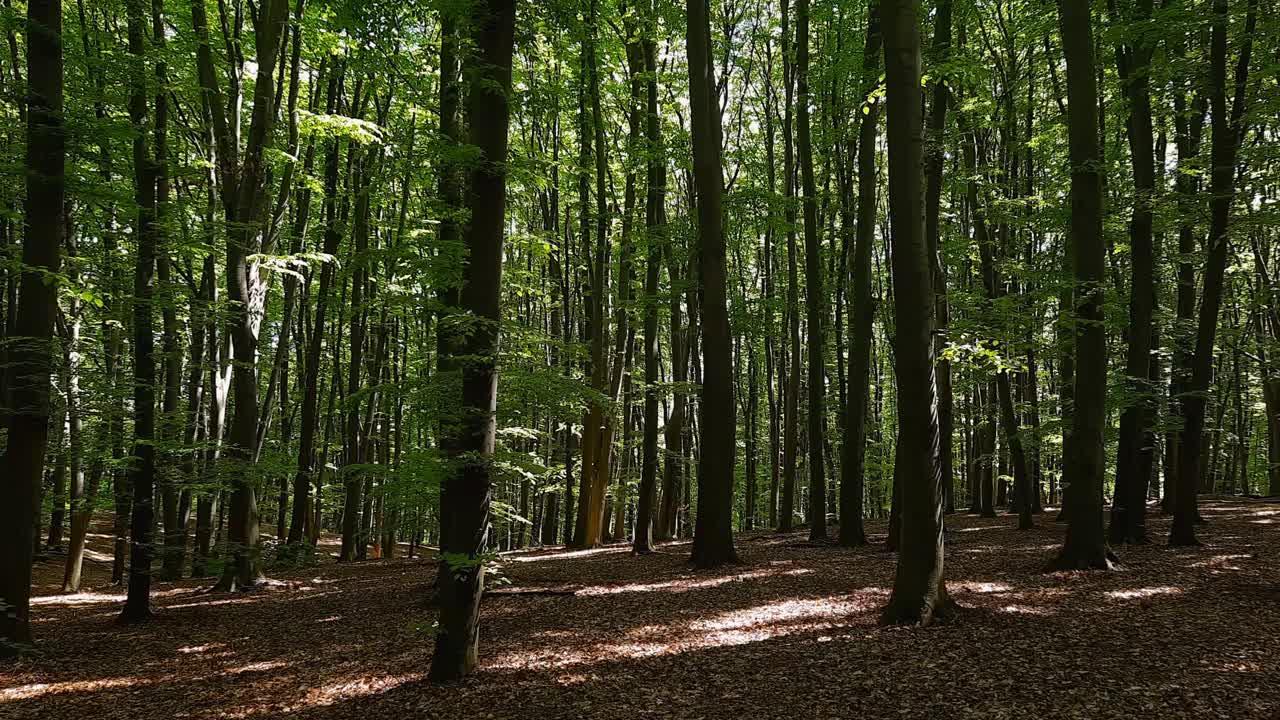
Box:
[4,500,1279,719]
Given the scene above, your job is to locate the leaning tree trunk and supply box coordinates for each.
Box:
[0,0,63,653]
[1048,0,1116,570]
[880,0,953,626]
[428,0,515,682]
[687,0,738,569]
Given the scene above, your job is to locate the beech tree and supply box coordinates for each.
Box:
[0,0,62,653]
[687,0,737,569]
[429,0,517,682]
[1048,0,1116,571]
[880,0,952,625]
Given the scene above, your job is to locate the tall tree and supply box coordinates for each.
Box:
[1170,0,1257,546]
[1108,0,1157,546]
[924,0,953,522]
[0,0,63,654]
[121,0,159,623]
[880,0,952,625]
[796,0,826,541]
[779,0,800,532]
[429,0,517,682]
[214,0,291,591]
[839,1,881,548]
[687,0,738,568]
[1048,0,1116,570]
[634,0,664,555]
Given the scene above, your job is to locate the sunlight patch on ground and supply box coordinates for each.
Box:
[690,596,869,632]
[577,567,813,596]
[1105,586,1182,600]
[1189,554,1252,570]
[31,585,197,605]
[177,643,228,655]
[996,604,1052,616]
[507,546,633,563]
[490,592,882,672]
[293,672,425,709]
[31,592,124,606]
[0,676,150,703]
[164,596,266,611]
[224,661,291,676]
[950,581,1012,594]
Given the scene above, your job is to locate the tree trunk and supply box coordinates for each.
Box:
[839,3,880,547]
[213,0,290,591]
[924,0,953,522]
[1048,0,1116,570]
[795,0,826,542]
[965,128,1032,531]
[880,0,951,625]
[634,7,663,554]
[121,0,158,623]
[779,0,800,533]
[0,0,62,652]
[687,0,738,568]
[428,0,515,681]
[1109,0,1156,546]
[1171,0,1256,546]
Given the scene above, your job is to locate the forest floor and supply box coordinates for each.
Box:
[5,499,1280,719]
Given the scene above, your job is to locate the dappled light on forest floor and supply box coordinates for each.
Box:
[8,500,1280,719]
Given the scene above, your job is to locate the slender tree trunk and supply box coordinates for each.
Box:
[1171,0,1256,546]
[1109,0,1156,546]
[839,2,880,547]
[779,0,800,533]
[121,0,158,623]
[795,0,826,541]
[634,8,663,554]
[924,0,953,519]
